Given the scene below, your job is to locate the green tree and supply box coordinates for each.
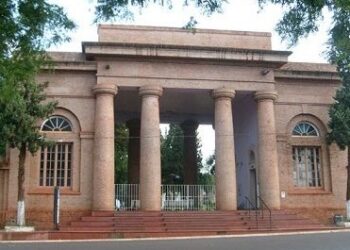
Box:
[328,86,350,219]
[94,0,225,22]
[0,0,74,226]
[196,132,215,185]
[198,153,215,185]
[161,123,208,184]
[115,124,129,184]
[161,124,184,184]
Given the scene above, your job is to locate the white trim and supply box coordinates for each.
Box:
[292,121,319,137]
[16,200,25,226]
[40,115,73,132]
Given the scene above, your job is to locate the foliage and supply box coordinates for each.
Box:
[327,84,350,203]
[0,74,57,155]
[198,172,215,185]
[115,124,129,184]
[0,0,75,226]
[328,86,350,150]
[258,1,350,50]
[160,123,209,184]
[0,0,74,56]
[161,124,184,184]
[205,154,215,175]
[0,0,75,152]
[195,131,204,174]
[94,0,226,22]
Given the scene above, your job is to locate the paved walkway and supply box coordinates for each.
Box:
[1,231,350,250]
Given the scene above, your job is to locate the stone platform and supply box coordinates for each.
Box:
[0,211,339,241]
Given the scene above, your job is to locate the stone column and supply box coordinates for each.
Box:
[139,85,163,211]
[254,90,280,209]
[181,120,199,185]
[213,87,237,211]
[126,119,140,184]
[92,84,117,211]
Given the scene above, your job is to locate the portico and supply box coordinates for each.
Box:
[84,25,291,212]
[91,87,282,211]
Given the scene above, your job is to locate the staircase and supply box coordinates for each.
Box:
[55,210,332,239]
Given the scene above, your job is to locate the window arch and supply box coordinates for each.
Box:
[292,122,319,137]
[288,117,326,189]
[39,114,77,188]
[41,115,73,132]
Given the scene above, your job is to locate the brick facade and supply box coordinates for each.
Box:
[0,25,345,229]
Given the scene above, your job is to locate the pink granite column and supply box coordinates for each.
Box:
[213,87,237,211]
[139,85,163,211]
[254,90,280,209]
[126,119,140,184]
[181,120,199,185]
[92,84,117,211]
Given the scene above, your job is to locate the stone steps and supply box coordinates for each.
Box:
[58,210,332,239]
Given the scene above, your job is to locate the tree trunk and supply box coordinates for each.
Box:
[17,144,26,226]
[347,147,350,220]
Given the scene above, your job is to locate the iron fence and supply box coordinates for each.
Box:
[115,184,216,211]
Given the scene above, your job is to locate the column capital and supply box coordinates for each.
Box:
[254,90,278,102]
[180,120,199,135]
[139,85,163,97]
[212,87,236,100]
[92,84,118,96]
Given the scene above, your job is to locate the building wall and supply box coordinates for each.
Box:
[4,69,97,228]
[233,93,258,208]
[98,25,272,50]
[1,26,346,228]
[275,77,347,211]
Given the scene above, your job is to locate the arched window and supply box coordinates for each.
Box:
[292,122,319,136]
[291,122,322,188]
[41,115,72,132]
[39,115,74,187]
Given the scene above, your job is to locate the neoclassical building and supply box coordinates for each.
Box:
[0,25,346,228]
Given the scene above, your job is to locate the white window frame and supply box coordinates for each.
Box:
[292,146,322,188]
[292,121,319,137]
[39,142,73,187]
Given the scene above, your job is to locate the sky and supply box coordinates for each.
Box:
[51,0,332,162]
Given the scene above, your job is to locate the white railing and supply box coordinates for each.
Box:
[161,184,216,211]
[115,184,216,211]
[115,184,140,211]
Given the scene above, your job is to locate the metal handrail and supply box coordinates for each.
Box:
[244,196,258,229]
[257,196,272,229]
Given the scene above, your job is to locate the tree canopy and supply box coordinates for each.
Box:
[161,124,185,184]
[94,0,225,22]
[115,124,129,184]
[0,0,75,154]
[0,0,75,226]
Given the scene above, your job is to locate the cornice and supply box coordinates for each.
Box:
[82,42,291,68]
[42,61,97,72]
[275,69,341,82]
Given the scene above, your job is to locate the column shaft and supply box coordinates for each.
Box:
[139,85,163,211]
[92,84,117,211]
[213,88,237,211]
[255,91,280,209]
